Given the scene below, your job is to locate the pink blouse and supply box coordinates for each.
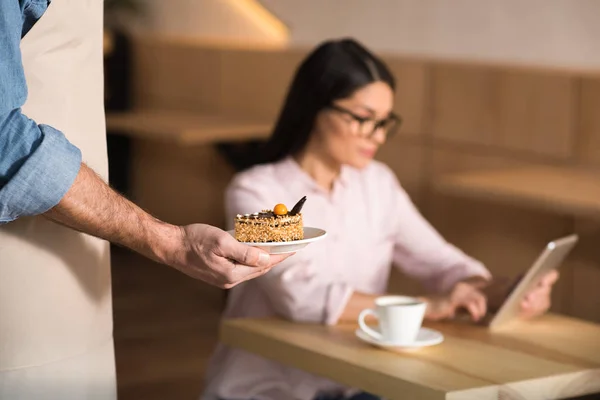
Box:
[202,157,491,400]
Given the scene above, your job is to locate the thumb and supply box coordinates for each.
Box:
[219,235,271,268]
[543,270,559,286]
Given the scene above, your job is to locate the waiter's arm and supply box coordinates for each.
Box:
[0,0,290,288]
[43,163,290,287]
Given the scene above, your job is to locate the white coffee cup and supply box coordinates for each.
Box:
[358,295,426,344]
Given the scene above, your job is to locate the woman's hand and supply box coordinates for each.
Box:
[520,270,559,319]
[421,282,487,322]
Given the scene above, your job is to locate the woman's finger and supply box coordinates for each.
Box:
[467,290,487,320]
[529,285,551,303]
[531,290,551,312]
[464,300,481,321]
[524,278,552,302]
[460,294,485,321]
[521,287,551,318]
[478,292,487,318]
[464,297,483,320]
[450,284,487,320]
[541,270,559,287]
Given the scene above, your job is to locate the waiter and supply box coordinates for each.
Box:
[0,1,290,398]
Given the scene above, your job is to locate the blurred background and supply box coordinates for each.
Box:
[102,1,600,398]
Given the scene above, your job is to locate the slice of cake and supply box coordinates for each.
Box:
[234,196,306,243]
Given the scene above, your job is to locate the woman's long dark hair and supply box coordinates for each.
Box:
[224,38,395,171]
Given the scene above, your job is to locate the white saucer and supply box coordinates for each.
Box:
[227,227,327,254]
[355,327,444,350]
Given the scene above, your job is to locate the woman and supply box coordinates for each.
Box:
[202,38,558,400]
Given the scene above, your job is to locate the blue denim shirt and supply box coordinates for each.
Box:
[0,0,82,223]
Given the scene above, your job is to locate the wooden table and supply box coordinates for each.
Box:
[106,109,272,145]
[220,314,600,400]
[434,166,600,219]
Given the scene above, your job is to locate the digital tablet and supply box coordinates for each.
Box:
[487,234,579,330]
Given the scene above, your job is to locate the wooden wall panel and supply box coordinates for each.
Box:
[431,65,498,146]
[381,59,430,137]
[429,143,533,176]
[133,38,222,113]
[572,262,600,323]
[431,64,577,158]
[570,230,600,323]
[218,49,306,121]
[498,70,576,158]
[130,141,235,228]
[578,77,600,166]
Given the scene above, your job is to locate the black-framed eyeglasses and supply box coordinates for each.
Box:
[327,104,402,139]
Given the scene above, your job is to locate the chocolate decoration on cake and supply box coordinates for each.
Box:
[289,196,307,215]
[258,210,275,218]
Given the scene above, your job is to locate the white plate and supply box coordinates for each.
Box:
[355,327,444,351]
[228,227,327,254]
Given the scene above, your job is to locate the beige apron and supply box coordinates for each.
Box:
[0,1,116,398]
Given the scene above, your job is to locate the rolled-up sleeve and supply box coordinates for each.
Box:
[226,176,354,325]
[0,0,82,223]
[0,111,81,223]
[386,168,491,293]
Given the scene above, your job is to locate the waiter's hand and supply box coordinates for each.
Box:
[170,224,292,288]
